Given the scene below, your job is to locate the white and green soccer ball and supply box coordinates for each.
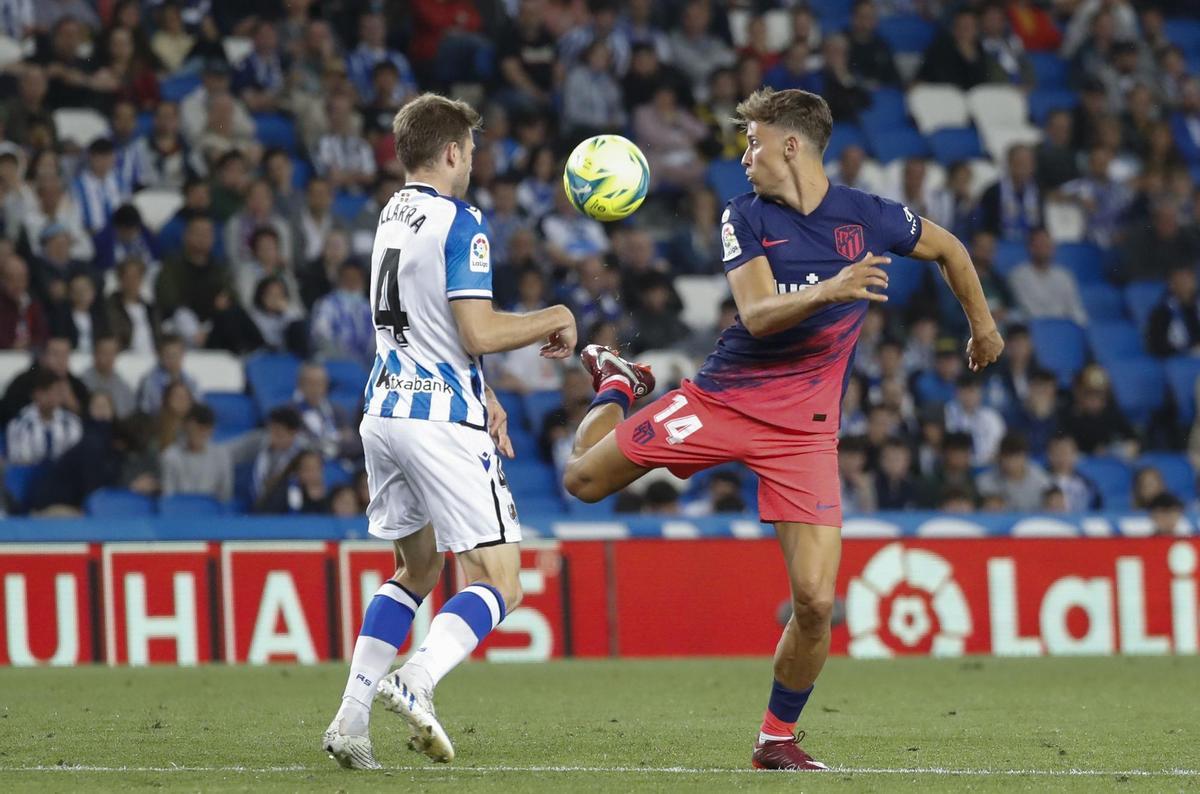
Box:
[562,134,650,222]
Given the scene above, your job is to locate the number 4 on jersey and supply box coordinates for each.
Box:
[653,393,702,445]
[374,247,411,346]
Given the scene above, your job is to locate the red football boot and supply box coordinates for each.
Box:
[579,345,656,398]
[751,732,830,771]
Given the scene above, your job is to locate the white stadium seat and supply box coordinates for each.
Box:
[967,159,999,199]
[223,37,253,66]
[636,349,699,397]
[114,352,156,393]
[728,9,792,51]
[52,108,112,149]
[1044,199,1087,242]
[675,275,728,334]
[907,84,970,134]
[0,35,23,68]
[0,350,31,393]
[185,350,246,393]
[978,124,1042,163]
[965,85,1029,130]
[132,189,184,233]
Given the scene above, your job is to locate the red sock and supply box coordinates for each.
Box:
[759,709,796,742]
[598,374,634,401]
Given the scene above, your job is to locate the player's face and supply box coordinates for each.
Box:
[741,122,788,198]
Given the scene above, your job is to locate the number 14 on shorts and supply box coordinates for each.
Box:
[653,394,703,445]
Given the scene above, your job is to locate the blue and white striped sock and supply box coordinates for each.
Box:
[404,584,506,687]
[340,580,421,720]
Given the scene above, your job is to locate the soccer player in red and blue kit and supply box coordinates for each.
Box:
[562,88,1005,770]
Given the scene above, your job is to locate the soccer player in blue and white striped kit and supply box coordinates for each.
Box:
[322,93,577,769]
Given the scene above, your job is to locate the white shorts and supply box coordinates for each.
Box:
[361,414,522,553]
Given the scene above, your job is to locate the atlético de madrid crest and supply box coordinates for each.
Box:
[834,224,864,261]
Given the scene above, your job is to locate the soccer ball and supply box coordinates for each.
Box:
[563,135,650,222]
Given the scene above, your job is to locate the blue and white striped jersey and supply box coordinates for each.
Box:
[363,182,491,428]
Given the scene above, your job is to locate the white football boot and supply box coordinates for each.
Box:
[376,668,455,763]
[322,716,382,770]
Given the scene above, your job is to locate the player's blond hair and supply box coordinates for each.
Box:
[392,93,482,173]
[734,88,833,155]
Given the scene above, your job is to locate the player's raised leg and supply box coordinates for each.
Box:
[324,529,442,770]
[378,542,522,762]
[751,522,839,771]
[562,345,655,502]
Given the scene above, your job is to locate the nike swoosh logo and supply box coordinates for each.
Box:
[762,238,789,248]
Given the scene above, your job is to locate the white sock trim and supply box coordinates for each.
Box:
[376,581,419,612]
[463,584,503,626]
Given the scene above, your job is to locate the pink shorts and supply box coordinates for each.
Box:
[615,380,842,526]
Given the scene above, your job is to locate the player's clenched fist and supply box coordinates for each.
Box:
[824,251,892,303]
[540,305,579,359]
[966,326,1004,372]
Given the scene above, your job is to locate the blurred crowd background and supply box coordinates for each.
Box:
[0,0,1198,528]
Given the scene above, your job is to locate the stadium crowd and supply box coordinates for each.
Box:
[0,0,1199,524]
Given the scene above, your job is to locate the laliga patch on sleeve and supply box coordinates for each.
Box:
[721,222,741,261]
[469,233,490,273]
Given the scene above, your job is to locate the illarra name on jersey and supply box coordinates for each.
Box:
[362,182,492,429]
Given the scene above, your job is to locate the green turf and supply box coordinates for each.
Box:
[0,657,1198,792]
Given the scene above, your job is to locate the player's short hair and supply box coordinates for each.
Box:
[392,93,482,173]
[734,87,833,154]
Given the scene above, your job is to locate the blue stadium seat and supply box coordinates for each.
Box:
[1028,89,1078,124]
[1124,282,1165,331]
[993,240,1028,276]
[245,352,301,413]
[504,458,559,500]
[1106,357,1166,424]
[565,495,617,518]
[506,424,537,457]
[136,111,154,139]
[291,157,311,189]
[883,258,932,308]
[1164,18,1200,53]
[1055,242,1105,284]
[206,392,260,438]
[1135,453,1196,501]
[864,125,930,163]
[927,127,983,165]
[253,113,298,153]
[1079,284,1126,323]
[333,192,369,222]
[85,488,156,517]
[523,390,562,435]
[1171,112,1200,165]
[1087,321,1143,365]
[324,460,353,488]
[705,159,748,204]
[325,359,369,395]
[824,122,867,163]
[160,73,201,102]
[516,494,565,517]
[1029,318,1086,386]
[877,14,936,53]
[232,461,256,513]
[1076,456,1132,510]
[859,88,907,129]
[1166,356,1200,425]
[4,464,46,512]
[492,388,527,428]
[1029,52,1069,89]
[159,494,228,516]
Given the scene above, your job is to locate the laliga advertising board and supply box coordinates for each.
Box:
[0,538,1196,665]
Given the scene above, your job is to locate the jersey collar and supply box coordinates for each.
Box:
[403,181,441,197]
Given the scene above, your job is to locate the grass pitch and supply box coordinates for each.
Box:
[1,657,1198,792]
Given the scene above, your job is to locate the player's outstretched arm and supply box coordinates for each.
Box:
[908,218,1005,372]
[451,299,578,359]
[727,253,892,337]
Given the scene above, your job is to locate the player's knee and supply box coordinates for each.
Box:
[790,584,835,633]
[563,463,602,503]
[399,553,444,597]
[477,577,523,612]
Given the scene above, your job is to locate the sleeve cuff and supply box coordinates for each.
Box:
[447,289,494,301]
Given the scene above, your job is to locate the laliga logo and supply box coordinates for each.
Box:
[845,543,973,658]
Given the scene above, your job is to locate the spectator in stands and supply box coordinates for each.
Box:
[1158,47,1190,110]
[32,222,88,312]
[80,334,135,419]
[918,9,990,90]
[945,373,1007,466]
[252,405,305,505]
[845,0,899,87]
[315,93,376,194]
[155,214,235,343]
[486,175,528,277]
[541,369,594,473]
[875,438,917,511]
[5,369,81,465]
[159,177,208,257]
[1061,364,1138,457]
[1118,201,1199,283]
[812,34,871,124]
[915,431,978,508]
[0,254,48,350]
[0,146,28,240]
[641,480,682,515]
[628,273,691,356]
[737,15,779,71]
[1040,485,1067,512]
[1008,369,1061,457]
[71,138,124,239]
[193,95,263,178]
[290,177,338,271]
[0,336,85,423]
[913,337,963,406]
[94,204,161,274]
[515,145,556,221]
[1036,110,1081,192]
[96,25,160,111]
[1147,265,1200,357]
[181,58,253,148]
[1008,227,1087,324]
[863,403,902,469]
[486,268,565,395]
[962,231,1014,330]
[665,0,733,92]
[35,17,106,109]
[23,169,93,261]
[978,144,1042,242]
[254,448,329,514]
[147,378,194,456]
[633,84,707,191]
[495,0,556,112]
[623,42,691,117]
[563,41,627,142]
[310,261,373,368]
[150,2,194,73]
[299,228,353,310]
[1148,492,1185,536]
[764,40,820,93]
[262,148,303,219]
[887,158,951,230]
[566,255,623,331]
[1132,465,1170,510]
[138,334,201,417]
[247,275,301,353]
[129,101,187,191]
[976,432,1051,511]
[682,295,735,361]
[224,180,293,269]
[1068,9,1122,89]
[828,145,882,194]
[541,188,610,269]
[345,12,416,105]
[207,150,254,223]
[105,258,160,354]
[293,361,359,462]
[666,188,722,276]
[160,403,232,503]
[1045,435,1101,512]
[330,484,360,516]
[980,3,1033,86]
[57,272,107,353]
[1,65,52,149]
[28,389,122,515]
[233,19,287,114]
[235,227,301,315]
[838,435,877,514]
[695,68,744,161]
[1057,146,1133,249]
